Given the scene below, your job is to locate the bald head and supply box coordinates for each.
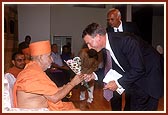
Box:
[107,8,121,17]
[107,8,121,28]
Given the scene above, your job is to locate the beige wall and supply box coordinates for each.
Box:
[18,4,50,43]
[17,4,165,56]
[18,4,111,56]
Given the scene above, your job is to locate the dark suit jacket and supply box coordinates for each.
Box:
[96,32,164,99]
[106,22,141,37]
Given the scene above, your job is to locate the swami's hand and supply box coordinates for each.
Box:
[103,80,118,91]
[70,74,86,86]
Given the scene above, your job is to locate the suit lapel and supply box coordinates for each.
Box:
[107,33,125,72]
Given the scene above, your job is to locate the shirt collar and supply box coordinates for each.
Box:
[114,21,123,32]
[105,33,111,51]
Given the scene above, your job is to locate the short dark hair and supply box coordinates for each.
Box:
[82,22,106,39]
[51,44,57,49]
[12,52,24,60]
[25,35,31,40]
[62,45,69,49]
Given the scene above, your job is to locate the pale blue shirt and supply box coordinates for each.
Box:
[51,52,63,66]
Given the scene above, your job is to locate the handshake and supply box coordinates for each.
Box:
[64,48,99,92]
[64,57,90,92]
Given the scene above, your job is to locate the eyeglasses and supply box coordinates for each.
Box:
[15,59,25,62]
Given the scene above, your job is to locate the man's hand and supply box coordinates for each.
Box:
[103,80,118,91]
[83,73,95,82]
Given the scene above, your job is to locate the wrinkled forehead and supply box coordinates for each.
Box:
[108,10,119,18]
[42,53,51,57]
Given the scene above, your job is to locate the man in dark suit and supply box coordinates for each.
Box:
[82,23,164,111]
[106,8,142,111]
[106,8,141,36]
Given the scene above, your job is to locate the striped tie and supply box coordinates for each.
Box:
[103,49,113,101]
[104,50,112,75]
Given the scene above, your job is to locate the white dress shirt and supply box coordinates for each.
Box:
[114,21,123,32]
[94,34,125,95]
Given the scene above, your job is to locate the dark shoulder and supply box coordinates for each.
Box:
[19,41,26,47]
[19,41,28,50]
[108,31,135,40]
[108,32,140,47]
[123,22,141,36]
[106,26,114,33]
[123,21,138,28]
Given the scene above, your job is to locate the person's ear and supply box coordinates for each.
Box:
[95,34,100,40]
[39,55,44,62]
[96,34,102,42]
[118,16,121,20]
[12,60,15,66]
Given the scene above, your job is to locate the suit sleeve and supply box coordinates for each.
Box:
[117,35,146,89]
[94,68,105,82]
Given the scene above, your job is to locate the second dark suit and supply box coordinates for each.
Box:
[106,22,141,36]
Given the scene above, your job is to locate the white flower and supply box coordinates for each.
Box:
[64,57,90,92]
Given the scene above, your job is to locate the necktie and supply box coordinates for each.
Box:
[104,50,112,75]
[103,49,113,101]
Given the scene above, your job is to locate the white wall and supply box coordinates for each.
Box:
[18,4,50,43]
[50,5,108,56]
[18,4,164,56]
[18,4,109,56]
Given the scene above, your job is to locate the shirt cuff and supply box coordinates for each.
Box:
[93,72,98,80]
[115,79,122,88]
[115,80,125,95]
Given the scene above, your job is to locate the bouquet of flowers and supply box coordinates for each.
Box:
[64,57,90,92]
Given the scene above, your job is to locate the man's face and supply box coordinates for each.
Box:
[25,37,31,44]
[52,45,58,53]
[40,53,53,71]
[83,34,102,52]
[107,11,121,28]
[63,47,69,53]
[13,54,26,69]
